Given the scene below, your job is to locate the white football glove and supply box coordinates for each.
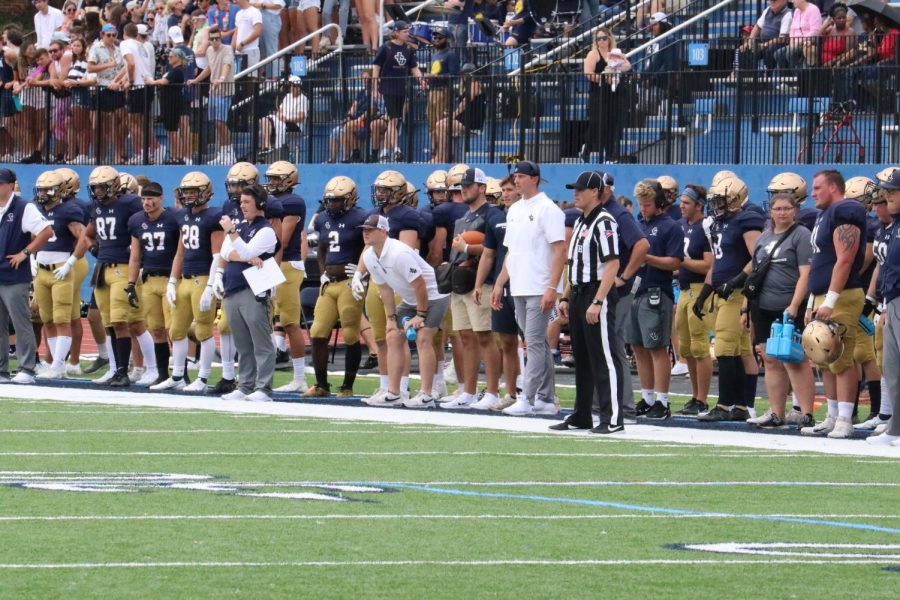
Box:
[54,255,77,281]
[344,263,358,278]
[166,277,178,308]
[702,215,715,239]
[212,268,225,300]
[320,273,330,286]
[199,284,214,312]
[351,270,366,301]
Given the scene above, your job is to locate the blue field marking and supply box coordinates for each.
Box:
[381,483,900,535]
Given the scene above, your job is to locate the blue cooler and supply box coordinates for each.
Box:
[767,312,805,363]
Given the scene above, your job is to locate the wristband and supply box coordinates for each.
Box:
[822,290,840,310]
[416,310,428,318]
[168,276,178,285]
[558,298,569,304]
[464,243,469,254]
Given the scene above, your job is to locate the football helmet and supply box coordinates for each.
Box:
[767,172,807,205]
[657,175,678,206]
[485,177,502,203]
[875,167,897,185]
[88,165,120,204]
[226,162,260,201]
[264,161,298,195]
[402,181,419,207]
[802,319,846,366]
[323,176,358,218]
[54,167,80,200]
[176,171,213,207]
[372,170,407,207]
[844,176,877,212]
[710,170,738,188]
[446,163,469,191]
[33,170,65,206]
[425,169,449,206]
[708,174,748,218]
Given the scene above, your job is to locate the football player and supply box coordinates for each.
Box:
[151,172,223,392]
[304,176,369,397]
[694,173,764,421]
[127,181,181,385]
[657,174,681,220]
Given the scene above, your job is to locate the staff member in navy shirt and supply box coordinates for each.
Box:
[0,168,52,384]
[372,20,426,162]
[426,26,460,161]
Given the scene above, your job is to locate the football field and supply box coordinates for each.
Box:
[0,387,899,598]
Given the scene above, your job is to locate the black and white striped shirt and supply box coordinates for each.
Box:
[568,204,619,285]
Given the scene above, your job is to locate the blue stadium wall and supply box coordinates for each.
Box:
[6,163,892,213]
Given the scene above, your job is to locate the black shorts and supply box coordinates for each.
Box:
[0,89,16,118]
[127,87,153,114]
[98,88,125,112]
[750,305,805,347]
[383,94,406,119]
[491,287,519,336]
[162,102,184,132]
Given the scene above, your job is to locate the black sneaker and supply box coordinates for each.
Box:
[644,402,671,420]
[108,371,131,387]
[698,405,733,422]
[590,423,625,434]
[210,378,236,395]
[549,418,591,431]
[361,354,379,370]
[798,413,815,429]
[275,350,292,370]
[83,356,110,374]
[730,406,751,421]
[755,412,786,429]
[678,398,708,415]
[635,399,653,416]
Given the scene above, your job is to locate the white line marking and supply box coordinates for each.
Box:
[1,387,898,458]
[0,451,691,457]
[343,480,900,487]
[683,542,900,559]
[0,514,897,522]
[0,429,495,434]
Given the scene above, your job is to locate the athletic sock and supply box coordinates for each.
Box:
[47,337,57,365]
[400,376,409,395]
[53,337,72,371]
[220,334,235,380]
[837,401,854,420]
[641,389,656,406]
[114,336,132,376]
[272,333,287,353]
[105,329,117,373]
[743,373,758,409]
[656,392,668,407]
[97,339,109,360]
[716,356,739,408]
[172,338,188,378]
[380,374,389,389]
[791,391,801,412]
[311,338,329,388]
[867,380,882,416]
[292,356,306,384]
[826,398,838,418]
[154,343,170,378]
[135,330,157,371]
[342,342,362,390]
[199,337,215,380]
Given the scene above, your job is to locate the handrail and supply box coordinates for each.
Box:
[508,0,652,76]
[382,0,442,31]
[235,23,340,79]
[625,0,736,59]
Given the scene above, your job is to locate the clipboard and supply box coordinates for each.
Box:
[242,257,286,295]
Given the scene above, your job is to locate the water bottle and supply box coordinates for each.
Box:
[771,318,783,341]
[401,317,417,342]
[782,313,794,341]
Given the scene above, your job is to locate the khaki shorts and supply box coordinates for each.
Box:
[95,263,143,326]
[169,275,216,341]
[713,292,752,358]
[142,275,172,332]
[450,285,492,332]
[366,281,386,343]
[811,288,864,374]
[70,256,89,321]
[853,325,877,364]
[675,283,713,359]
[34,263,74,325]
[217,303,230,336]
[310,278,363,343]
[274,261,305,327]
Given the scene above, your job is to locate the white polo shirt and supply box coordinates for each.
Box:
[363,237,446,306]
[234,6,263,51]
[120,38,153,86]
[34,6,65,48]
[503,191,565,296]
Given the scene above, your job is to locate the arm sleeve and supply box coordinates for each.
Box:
[22,203,52,236]
[229,228,277,260]
[220,234,233,262]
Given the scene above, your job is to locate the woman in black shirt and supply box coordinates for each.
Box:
[148,47,187,164]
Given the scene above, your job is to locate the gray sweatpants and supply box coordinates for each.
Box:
[883,296,900,436]
[513,295,555,404]
[0,282,36,376]
[224,288,276,396]
[609,291,635,419]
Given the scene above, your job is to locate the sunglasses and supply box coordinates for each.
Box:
[104,32,116,37]
[65,7,76,12]
[596,35,608,41]
[209,35,221,40]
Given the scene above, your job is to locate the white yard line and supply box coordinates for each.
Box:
[1,386,898,458]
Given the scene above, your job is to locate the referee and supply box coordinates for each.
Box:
[552,171,625,434]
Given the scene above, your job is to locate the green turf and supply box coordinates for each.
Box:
[0,397,897,598]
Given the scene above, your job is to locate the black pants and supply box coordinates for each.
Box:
[569,283,625,428]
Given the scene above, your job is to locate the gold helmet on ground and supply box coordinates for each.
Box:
[54,168,80,200]
[264,161,298,195]
[323,176,358,218]
[485,177,502,203]
[802,319,846,366]
[844,176,877,212]
[372,170,407,207]
[708,174,748,218]
[767,172,807,205]
[226,162,260,201]
[34,170,65,206]
[446,163,469,191]
[88,166,120,204]
[176,171,213,207]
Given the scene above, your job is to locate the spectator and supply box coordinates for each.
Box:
[189,25,236,165]
[354,0,379,51]
[107,3,127,39]
[289,0,319,57]
[581,29,631,163]
[166,0,188,33]
[445,0,473,53]
[433,64,484,164]
[120,23,154,164]
[83,10,102,45]
[34,0,65,48]
[251,0,284,76]
[61,1,81,33]
[88,23,127,161]
[327,69,383,163]
[62,37,94,163]
[190,10,211,71]
[208,0,238,45]
[873,15,900,65]
[16,45,53,164]
[320,0,350,47]
[644,12,678,73]
[738,0,792,71]
[426,27,460,162]
[258,75,307,159]
[775,0,822,71]
[147,47,189,164]
[137,24,157,77]
[125,0,145,26]
[233,0,263,73]
[1,28,22,162]
[820,3,854,66]
[502,0,536,48]
[48,38,73,163]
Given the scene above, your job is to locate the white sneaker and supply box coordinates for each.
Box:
[183,379,209,392]
[367,391,402,407]
[827,416,854,439]
[246,390,273,402]
[490,394,517,412]
[854,414,891,431]
[403,392,435,408]
[438,389,461,403]
[34,362,51,376]
[440,393,476,409]
[363,388,388,406]
[65,363,82,377]
[432,379,448,398]
[150,377,186,391]
[135,369,159,386]
[128,367,145,383]
[502,397,534,416]
[670,361,689,376]
[470,393,500,410]
[221,389,247,401]
[801,415,836,436]
[36,367,66,379]
[443,362,458,385]
[874,423,889,435]
[746,408,774,426]
[11,371,35,384]
[275,380,308,392]
[94,369,116,384]
[866,433,900,446]
[533,398,560,415]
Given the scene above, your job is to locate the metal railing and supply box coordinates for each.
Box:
[235,23,342,79]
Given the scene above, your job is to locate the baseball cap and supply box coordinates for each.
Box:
[358,214,390,231]
[51,31,71,43]
[389,20,410,31]
[169,46,187,61]
[288,74,302,84]
[0,168,16,184]
[167,25,184,43]
[565,171,605,191]
[101,23,117,33]
[460,168,488,186]
[140,181,163,197]
[649,12,667,24]
[511,160,543,179]
[126,0,140,10]
[432,25,452,38]
[136,24,149,36]
[878,168,900,190]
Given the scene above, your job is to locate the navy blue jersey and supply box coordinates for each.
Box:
[39,200,85,254]
[873,220,893,297]
[483,208,508,285]
[373,41,418,96]
[315,207,368,266]
[666,203,681,221]
[743,201,766,217]
[275,192,306,262]
[808,200,867,295]
[797,206,820,231]
[266,195,284,220]
[69,196,92,224]
[604,199,646,290]
[432,201,470,262]
[177,206,223,277]
[418,205,435,260]
[372,204,423,241]
[564,207,581,228]
[428,47,460,89]
[93,195,144,264]
[128,208,181,273]
[861,215,880,290]
[710,209,765,286]
[678,217,710,288]
[881,215,900,303]
[636,213,683,297]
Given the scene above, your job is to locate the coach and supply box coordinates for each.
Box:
[0,168,53,383]
[552,171,625,434]
[214,184,278,403]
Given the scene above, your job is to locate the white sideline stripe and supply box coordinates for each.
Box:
[1,387,898,459]
[0,452,693,457]
[0,514,898,522]
[0,429,496,435]
[324,481,900,488]
[0,559,893,569]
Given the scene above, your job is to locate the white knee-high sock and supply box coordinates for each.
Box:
[172,338,189,378]
[220,334,235,380]
[46,337,57,364]
[199,337,215,380]
[135,331,157,371]
[292,356,306,384]
[53,336,72,370]
[105,337,117,372]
